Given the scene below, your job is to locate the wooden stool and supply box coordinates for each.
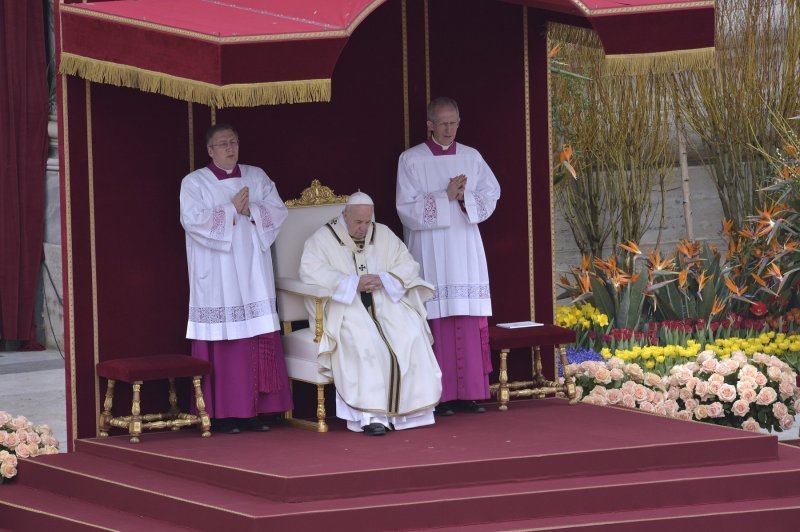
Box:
[96,354,212,443]
[488,325,578,410]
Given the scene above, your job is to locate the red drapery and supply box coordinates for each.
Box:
[0,1,48,347]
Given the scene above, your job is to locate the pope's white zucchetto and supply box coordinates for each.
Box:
[346,191,374,206]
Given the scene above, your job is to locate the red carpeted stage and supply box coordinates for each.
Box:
[4,399,800,530]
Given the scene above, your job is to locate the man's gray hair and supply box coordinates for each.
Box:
[427,97,459,122]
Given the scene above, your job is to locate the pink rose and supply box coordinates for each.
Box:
[589,386,608,399]
[0,411,10,426]
[708,380,722,396]
[779,381,795,400]
[672,367,693,386]
[694,404,709,419]
[0,462,18,479]
[652,391,664,404]
[695,381,710,398]
[685,377,699,392]
[645,389,656,403]
[679,388,694,402]
[751,352,770,364]
[574,386,584,400]
[737,378,756,392]
[754,373,768,386]
[26,442,40,457]
[633,384,649,402]
[0,431,6,445]
[767,366,782,382]
[43,445,60,455]
[740,388,757,403]
[14,444,30,458]
[676,410,693,421]
[794,398,800,412]
[639,401,655,413]
[26,431,42,446]
[644,372,664,389]
[717,383,737,402]
[667,386,680,401]
[780,415,794,431]
[594,368,612,384]
[756,387,778,405]
[741,417,761,432]
[707,402,725,418]
[15,429,28,444]
[731,399,751,417]
[626,364,645,382]
[731,351,748,365]
[10,416,28,431]
[606,389,623,405]
[4,433,19,448]
[621,381,638,394]
[708,373,725,384]
[716,359,738,377]
[622,394,637,409]
[684,398,699,411]
[739,364,758,379]
[701,358,719,373]
[772,402,789,418]
[655,405,668,416]
[696,350,716,364]
[610,368,625,381]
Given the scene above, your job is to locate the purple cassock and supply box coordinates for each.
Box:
[423,139,492,402]
[188,162,293,419]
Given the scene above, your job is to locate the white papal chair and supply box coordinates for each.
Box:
[273,179,348,432]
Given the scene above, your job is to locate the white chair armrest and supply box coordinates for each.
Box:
[276,277,331,298]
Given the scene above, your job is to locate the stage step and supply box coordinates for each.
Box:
[6,444,800,530]
[3,401,799,530]
[0,484,190,531]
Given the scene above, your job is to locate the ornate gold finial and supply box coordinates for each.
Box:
[285,179,349,207]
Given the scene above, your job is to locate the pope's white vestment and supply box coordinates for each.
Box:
[396,141,501,319]
[180,165,287,340]
[299,216,442,430]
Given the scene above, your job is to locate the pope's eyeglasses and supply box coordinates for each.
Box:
[209,139,240,149]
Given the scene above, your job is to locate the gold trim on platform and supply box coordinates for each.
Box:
[523,7,534,322]
[60,53,331,108]
[284,179,348,207]
[86,80,100,437]
[60,0,386,43]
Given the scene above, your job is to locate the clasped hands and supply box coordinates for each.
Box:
[447,174,467,201]
[232,186,251,217]
[358,274,384,293]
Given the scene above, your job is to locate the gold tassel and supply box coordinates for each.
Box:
[604,47,716,76]
[59,52,331,107]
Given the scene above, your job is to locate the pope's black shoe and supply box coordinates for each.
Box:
[362,422,387,436]
[212,418,240,434]
[434,403,455,416]
[240,416,270,432]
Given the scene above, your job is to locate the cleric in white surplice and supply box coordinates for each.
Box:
[299,192,442,435]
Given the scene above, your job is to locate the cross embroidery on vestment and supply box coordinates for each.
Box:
[359,265,366,271]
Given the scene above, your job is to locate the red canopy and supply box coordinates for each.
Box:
[59,0,714,107]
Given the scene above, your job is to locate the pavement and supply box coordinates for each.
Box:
[0,349,797,451]
[0,349,68,451]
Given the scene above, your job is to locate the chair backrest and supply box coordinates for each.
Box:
[273,180,348,321]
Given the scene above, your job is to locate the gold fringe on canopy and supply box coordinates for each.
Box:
[60,52,331,108]
[548,22,603,50]
[605,46,716,76]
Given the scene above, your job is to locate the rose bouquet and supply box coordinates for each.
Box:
[567,349,800,433]
[0,411,60,483]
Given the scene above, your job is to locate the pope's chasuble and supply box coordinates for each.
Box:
[180,164,287,340]
[299,216,442,418]
[396,140,501,319]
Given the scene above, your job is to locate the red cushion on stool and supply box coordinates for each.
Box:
[96,354,211,382]
[489,325,576,350]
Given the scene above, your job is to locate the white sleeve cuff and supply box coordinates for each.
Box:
[333,275,359,304]
[379,272,405,303]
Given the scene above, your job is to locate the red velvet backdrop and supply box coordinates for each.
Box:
[59,0,556,439]
[0,1,48,347]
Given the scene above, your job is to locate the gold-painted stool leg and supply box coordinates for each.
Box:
[193,376,211,437]
[167,378,180,429]
[129,381,143,443]
[533,346,546,398]
[560,346,578,404]
[498,349,510,411]
[99,379,115,437]
[316,384,329,432]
